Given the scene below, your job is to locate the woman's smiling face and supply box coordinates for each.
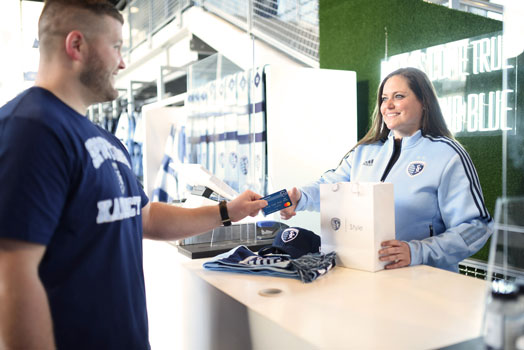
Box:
[380,74,423,139]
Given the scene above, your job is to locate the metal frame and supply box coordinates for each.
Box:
[461,0,503,13]
[122,0,320,67]
[198,0,319,67]
[459,258,524,281]
[124,0,192,54]
[121,0,505,71]
[426,0,503,15]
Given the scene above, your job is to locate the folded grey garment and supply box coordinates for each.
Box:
[290,251,337,283]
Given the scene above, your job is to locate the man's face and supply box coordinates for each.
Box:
[79,16,125,103]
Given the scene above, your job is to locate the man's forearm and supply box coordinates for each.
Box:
[142,190,266,241]
[143,202,222,241]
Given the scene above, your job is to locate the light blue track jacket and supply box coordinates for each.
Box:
[296,130,493,272]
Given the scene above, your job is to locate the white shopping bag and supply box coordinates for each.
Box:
[320,182,395,272]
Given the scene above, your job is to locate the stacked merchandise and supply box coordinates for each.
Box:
[223,73,239,190]
[236,70,251,192]
[250,66,267,196]
[151,124,186,202]
[114,105,143,182]
[206,81,217,175]
[180,66,268,198]
[213,79,226,183]
[204,227,336,283]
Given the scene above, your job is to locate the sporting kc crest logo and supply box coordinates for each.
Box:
[331,218,341,231]
[407,161,425,177]
[281,228,299,242]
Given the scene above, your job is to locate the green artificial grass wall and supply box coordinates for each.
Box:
[319,0,502,137]
[318,0,523,262]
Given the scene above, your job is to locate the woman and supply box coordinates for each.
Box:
[280,67,492,272]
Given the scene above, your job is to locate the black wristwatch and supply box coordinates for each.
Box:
[218,200,232,226]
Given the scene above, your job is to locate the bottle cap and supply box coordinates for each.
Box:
[491,279,519,300]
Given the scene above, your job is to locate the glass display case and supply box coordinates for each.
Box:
[481,5,524,350]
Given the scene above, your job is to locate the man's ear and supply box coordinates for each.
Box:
[64,30,86,61]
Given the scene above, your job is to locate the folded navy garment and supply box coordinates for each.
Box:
[203,245,336,283]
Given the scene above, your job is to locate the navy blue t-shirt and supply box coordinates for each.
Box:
[0,87,150,349]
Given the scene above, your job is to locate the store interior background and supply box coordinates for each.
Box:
[4,0,519,262]
[1,0,523,348]
[320,0,523,263]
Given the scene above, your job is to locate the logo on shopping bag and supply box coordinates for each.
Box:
[407,161,425,177]
[331,218,341,231]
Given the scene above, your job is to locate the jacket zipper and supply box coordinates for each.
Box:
[380,138,402,182]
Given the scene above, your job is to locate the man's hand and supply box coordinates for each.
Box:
[227,190,268,222]
[280,187,301,220]
[378,239,411,269]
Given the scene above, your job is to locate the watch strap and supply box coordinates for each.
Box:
[219,200,232,226]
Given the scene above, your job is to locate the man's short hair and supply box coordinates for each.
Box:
[38,0,124,55]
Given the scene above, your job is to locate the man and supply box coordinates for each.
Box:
[0,1,267,349]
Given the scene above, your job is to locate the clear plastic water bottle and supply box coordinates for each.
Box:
[484,280,524,350]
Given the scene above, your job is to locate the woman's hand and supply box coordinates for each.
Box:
[279,187,301,220]
[378,240,411,269]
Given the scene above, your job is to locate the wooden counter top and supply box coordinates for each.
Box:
[183,259,488,349]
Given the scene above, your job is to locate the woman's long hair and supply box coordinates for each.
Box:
[354,67,453,149]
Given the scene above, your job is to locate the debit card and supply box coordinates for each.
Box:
[261,189,292,216]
